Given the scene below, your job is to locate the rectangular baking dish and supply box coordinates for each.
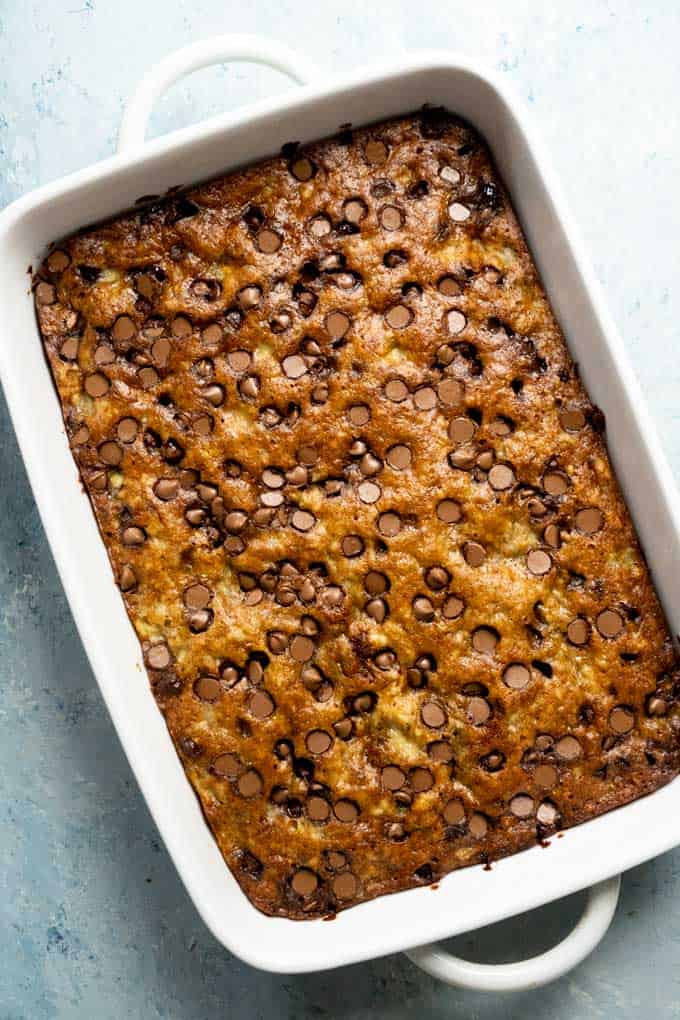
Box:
[2,42,680,976]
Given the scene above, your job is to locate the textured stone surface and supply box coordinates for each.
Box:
[1,1,680,1016]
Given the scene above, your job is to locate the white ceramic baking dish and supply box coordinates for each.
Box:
[2,35,680,993]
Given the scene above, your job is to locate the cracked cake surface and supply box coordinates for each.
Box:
[34,110,680,919]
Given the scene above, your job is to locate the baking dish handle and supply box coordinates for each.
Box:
[118,35,320,153]
[405,874,620,993]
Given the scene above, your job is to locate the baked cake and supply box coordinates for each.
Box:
[34,110,680,919]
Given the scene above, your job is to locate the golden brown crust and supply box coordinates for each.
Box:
[35,110,680,919]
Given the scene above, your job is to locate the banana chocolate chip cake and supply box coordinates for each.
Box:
[34,110,680,919]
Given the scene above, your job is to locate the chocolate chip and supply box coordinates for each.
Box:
[118,565,137,591]
[374,649,396,672]
[422,741,449,768]
[472,626,498,654]
[377,512,401,537]
[358,480,381,503]
[183,583,211,610]
[238,769,263,798]
[341,535,364,558]
[646,695,668,717]
[449,444,476,470]
[446,310,467,335]
[527,549,552,575]
[503,663,531,690]
[448,202,470,222]
[414,386,437,411]
[47,249,71,273]
[347,404,371,427]
[442,595,465,619]
[463,541,486,567]
[365,597,388,622]
[555,735,581,761]
[467,696,491,724]
[228,349,251,373]
[305,729,332,755]
[212,752,243,779]
[360,452,382,475]
[381,765,406,791]
[596,609,624,639]
[325,310,351,340]
[543,471,569,496]
[138,366,159,389]
[194,676,221,702]
[439,165,461,185]
[291,156,315,181]
[536,799,560,827]
[96,440,121,467]
[567,617,590,646]
[543,524,561,549]
[280,354,307,380]
[412,596,435,622]
[291,866,319,897]
[267,631,289,654]
[110,315,135,342]
[333,717,354,740]
[286,465,309,486]
[438,275,461,296]
[237,285,262,310]
[436,499,462,524]
[154,477,179,501]
[122,525,146,546]
[256,227,282,253]
[480,750,505,773]
[334,799,359,822]
[309,214,332,238]
[307,796,331,822]
[385,304,413,329]
[384,378,409,402]
[510,793,534,818]
[245,689,274,720]
[385,444,411,471]
[425,565,450,591]
[575,507,604,534]
[167,316,190,340]
[332,872,358,900]
[448,418,476,445]
[443,798,465,825]
[534,763,558,789]
[365,570,389,595]
[319,585,344,610]
[71,425,89,446]
[365,139,388,164]
[343,198,368,223]
[609,705,634,733]
[290,635,315,662]
[203,383,225,407]
[238,374,260,399]
[379,205,404,231]
[60,337,79,360]
[411,767,434,792]
[84,372,110,398]
[488,464,515,491]
[146,643,171,669]
[201,323,223,344]
[421,701,446,729]
[94,342,114,366]
[559,408,586,431]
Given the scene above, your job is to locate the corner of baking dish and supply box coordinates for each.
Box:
[3,52,680,974]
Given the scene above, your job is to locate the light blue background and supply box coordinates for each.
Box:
[2,2,680,1017]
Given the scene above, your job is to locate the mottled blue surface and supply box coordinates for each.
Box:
[2,2,680,1016]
